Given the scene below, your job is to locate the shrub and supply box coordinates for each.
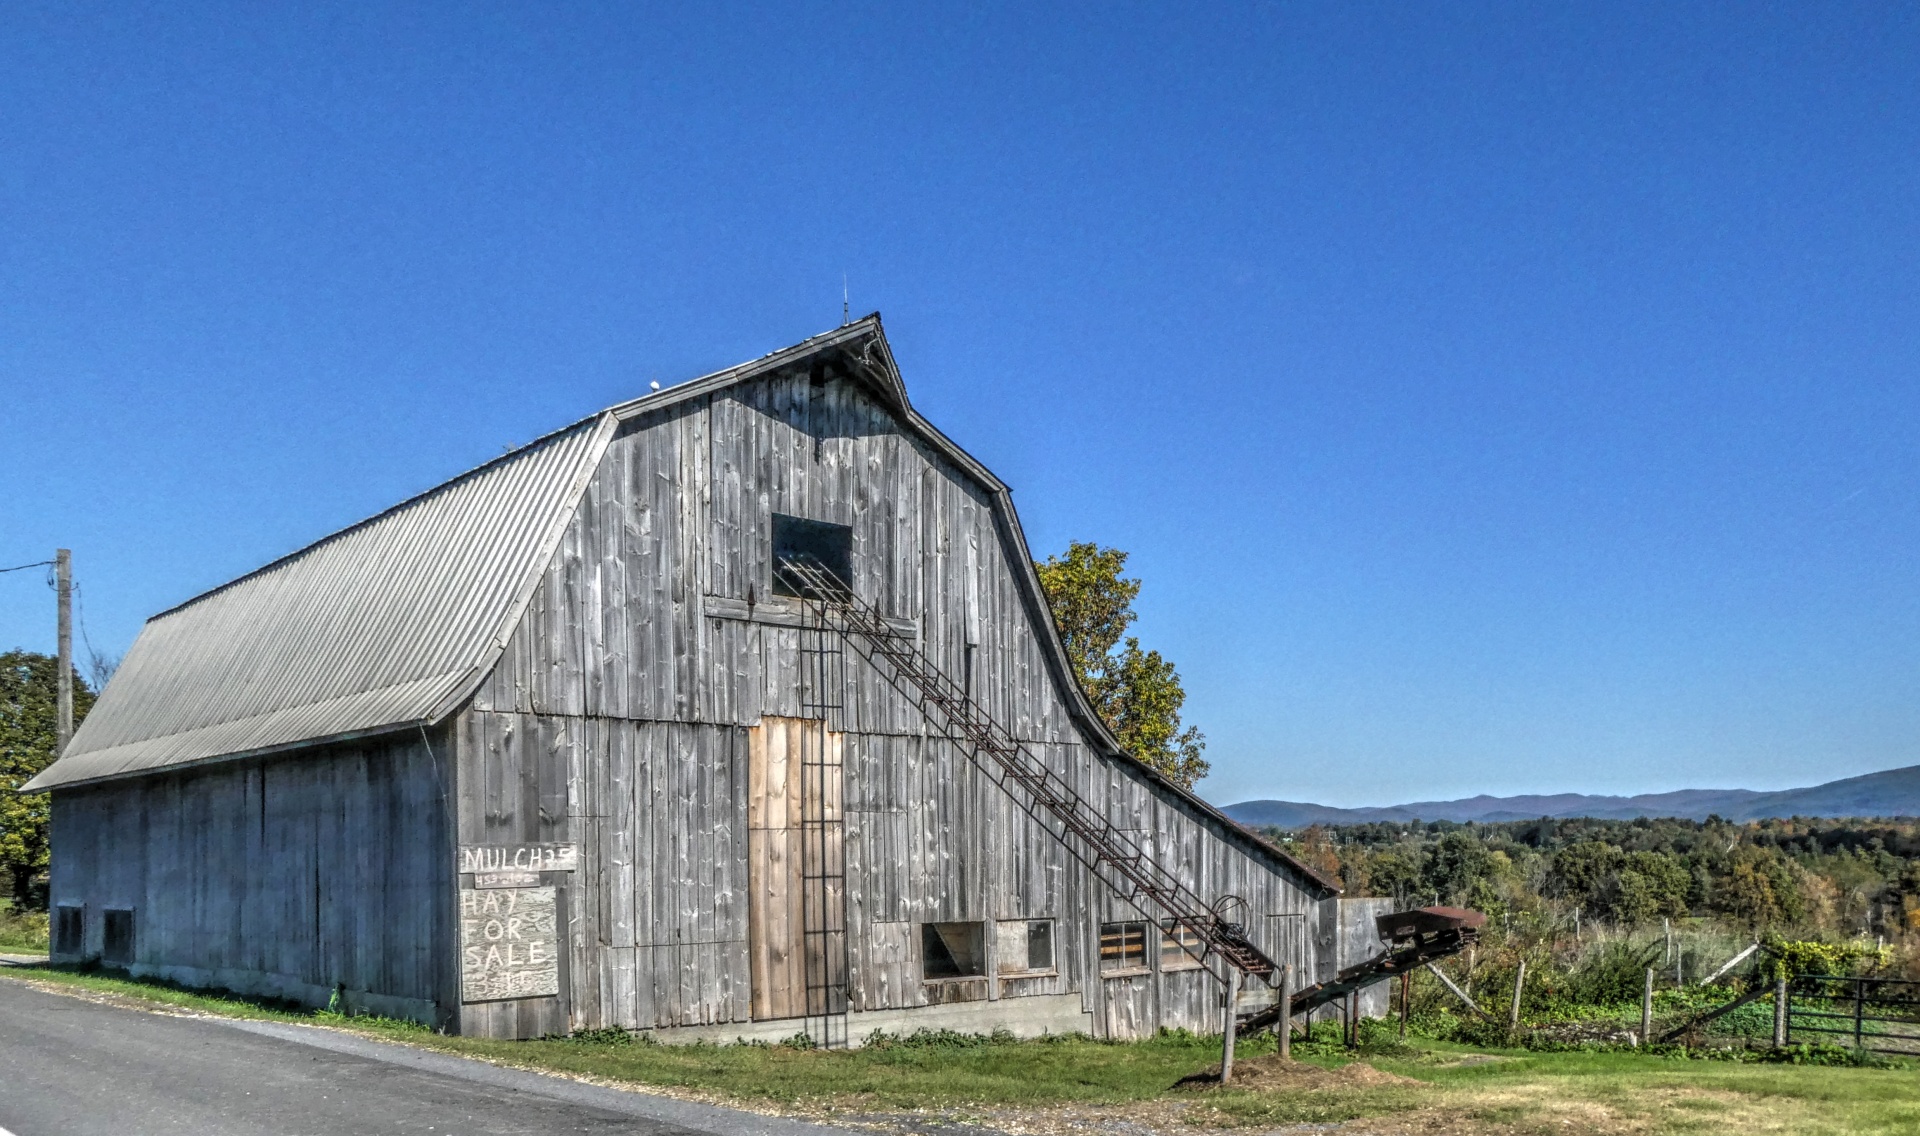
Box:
[1568,938,1663,1007]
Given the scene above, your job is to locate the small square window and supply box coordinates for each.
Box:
[53,906,83,956]
[1099,920,1149,974]
[102,908,135,966]
[772,513,852,597]
[999,918,1055,974]
[1160,921,1205,971]
[922,921,986,979]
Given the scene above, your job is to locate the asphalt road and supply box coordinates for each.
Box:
[0,978,849,1136]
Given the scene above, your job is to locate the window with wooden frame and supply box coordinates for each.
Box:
[922,921,986,980]
[997,919,1056,975]
[1098,920,1149,975]
[1024,920,1054,973]
[1159,921,1205,971]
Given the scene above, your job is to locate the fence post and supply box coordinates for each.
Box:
[1641,967,1654,1046]
[1220,966,1240,1084]
[1773,975,1788,1048]
[1508,961,1527,1041]
[1277,964,1292,1060]
[1854,977,1865,1051]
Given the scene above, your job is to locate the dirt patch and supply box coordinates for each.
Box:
[1177,1055,1423,1091]
[1424,1053,1509,1068]
[823,1100,1206,1136]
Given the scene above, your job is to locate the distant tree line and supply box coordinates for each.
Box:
[1270,815,1920,939]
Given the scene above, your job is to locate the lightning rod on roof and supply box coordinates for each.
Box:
[842,275,850,326]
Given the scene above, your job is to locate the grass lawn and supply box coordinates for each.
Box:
[6,964,1920,1134]
[0,907,48,953]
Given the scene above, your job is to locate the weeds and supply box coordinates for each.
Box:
[0,904,49,953]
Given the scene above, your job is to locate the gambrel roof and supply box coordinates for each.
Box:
[24,316,1335,894]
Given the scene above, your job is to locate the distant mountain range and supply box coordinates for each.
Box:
[1221,764,1920,828]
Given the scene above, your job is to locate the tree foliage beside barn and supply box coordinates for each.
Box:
[1035,543,1208,789]
[1,650,94,908]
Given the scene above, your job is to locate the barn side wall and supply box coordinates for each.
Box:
[455,367,1335,1040]
[48,731,455,1025]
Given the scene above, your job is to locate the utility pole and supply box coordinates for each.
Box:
[55,548,72,754]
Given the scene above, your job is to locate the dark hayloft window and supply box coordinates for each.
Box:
[103,908,135,966]
[772,513,852,597]
[53,906,83,956]
[921,921,986,980]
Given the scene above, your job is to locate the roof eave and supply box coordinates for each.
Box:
[20,719,437,794]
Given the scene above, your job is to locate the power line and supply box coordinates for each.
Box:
[0,559,54,574]
[72,580,104,668]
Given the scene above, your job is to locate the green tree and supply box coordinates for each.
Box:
[1362,845,1423,904]
[1721,846,1803,929]
[1421,830,1493,904]
[1546,840,1622,910]
[1034,542,1208,789]
[1604,851,1692,925]
[1,651,94,908]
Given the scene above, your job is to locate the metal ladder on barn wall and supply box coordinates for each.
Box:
[798,598,852,1049]
[777,556,1282,986]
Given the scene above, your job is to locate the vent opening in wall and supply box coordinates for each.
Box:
[772,514,852,597]
[53,906,83,956]
[921,921,986,979]
[102,908,135,966]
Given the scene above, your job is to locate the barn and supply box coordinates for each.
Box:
[26,317,1384,1042]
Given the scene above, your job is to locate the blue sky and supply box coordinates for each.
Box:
[2,3,1917,807]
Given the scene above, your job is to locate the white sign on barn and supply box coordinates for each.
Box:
[460,886,560,1002]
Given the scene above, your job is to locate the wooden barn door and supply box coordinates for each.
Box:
[747,717,845,1026]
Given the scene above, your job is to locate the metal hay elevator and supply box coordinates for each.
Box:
[776,556,1283,991]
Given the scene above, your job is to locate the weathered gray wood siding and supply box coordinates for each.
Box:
[457,368,1330,1039]
[48,731,454,1024]
[1338,897,1398,1020]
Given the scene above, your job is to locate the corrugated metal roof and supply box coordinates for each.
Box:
[25,418,611,791]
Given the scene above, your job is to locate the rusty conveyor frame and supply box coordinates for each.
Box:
[1238,923,1481,1034]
